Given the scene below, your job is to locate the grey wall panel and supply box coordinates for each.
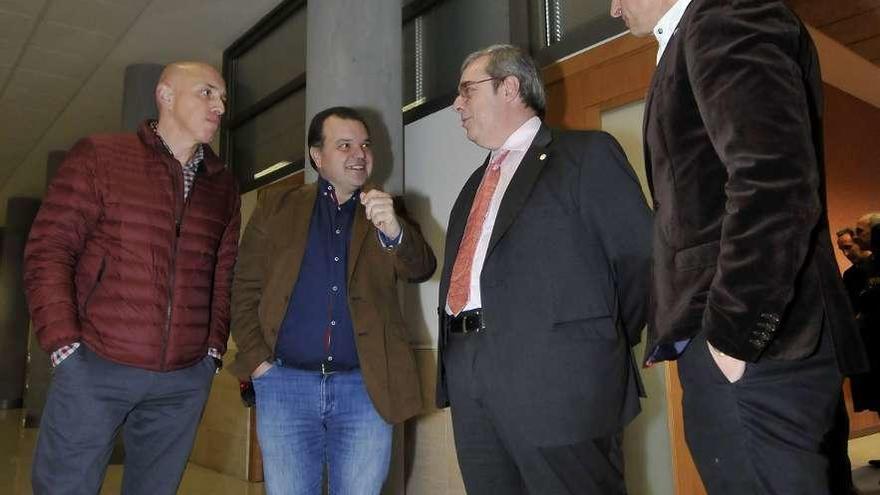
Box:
[0,197,41,409]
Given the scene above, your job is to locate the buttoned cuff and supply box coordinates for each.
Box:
[50,342,81,367]
[378,228,403,249]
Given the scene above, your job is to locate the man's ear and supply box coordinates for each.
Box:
[501,76,521,103]
[309,147,322,169]
[156,83,173,108]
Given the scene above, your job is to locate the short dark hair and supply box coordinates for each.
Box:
[307,106,370,169]
[836,227,855,238]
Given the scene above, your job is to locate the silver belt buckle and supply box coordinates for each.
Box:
[459,316,471,334]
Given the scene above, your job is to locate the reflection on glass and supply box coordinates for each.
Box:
[233,90,307,184]
[234,9,307,114]
[402,0,512,110]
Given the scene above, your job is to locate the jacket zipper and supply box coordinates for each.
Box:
[160,161,194,370]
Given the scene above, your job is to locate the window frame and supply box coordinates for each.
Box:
[221,0,308,193]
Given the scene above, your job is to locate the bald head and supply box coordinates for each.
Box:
[155,62,224,111]
[154,61,226,159]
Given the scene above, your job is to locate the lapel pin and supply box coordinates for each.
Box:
[539,153,547,161]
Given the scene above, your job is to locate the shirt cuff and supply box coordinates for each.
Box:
[50,342,81,367]
[208,347,223,374]
[378,228,403,249]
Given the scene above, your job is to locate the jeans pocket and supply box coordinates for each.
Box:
[252,364,277,381]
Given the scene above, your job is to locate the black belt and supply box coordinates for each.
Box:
[278,359,358,375]
[445,308,485,334]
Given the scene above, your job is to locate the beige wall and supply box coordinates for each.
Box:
[602,101,674,495]
[189,187,260,479]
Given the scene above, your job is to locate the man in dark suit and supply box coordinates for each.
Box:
[610,0,869,492]
[437,44,652,494]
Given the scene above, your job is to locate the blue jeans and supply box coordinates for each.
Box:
[252,365,392,495]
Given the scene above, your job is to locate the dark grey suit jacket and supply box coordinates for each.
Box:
[643,0,867,373]
[436,125,653,444]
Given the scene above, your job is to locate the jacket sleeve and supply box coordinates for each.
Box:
[577,132,654,345]
[387,201,437,283]
[23,138,103,353]
[685,2,821,360]
[207,183,241,354]
[228,196,274,379]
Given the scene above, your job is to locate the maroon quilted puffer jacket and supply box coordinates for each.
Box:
[24,121,241,371]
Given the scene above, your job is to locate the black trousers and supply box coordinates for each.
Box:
[677,328,847,495]
[444,331,627,495]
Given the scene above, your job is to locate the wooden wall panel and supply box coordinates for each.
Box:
[542,35,656,129]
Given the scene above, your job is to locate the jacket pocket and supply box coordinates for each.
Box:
[551,315,617,341]
[81,257,106,320]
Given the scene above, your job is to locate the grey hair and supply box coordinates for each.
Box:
[461,44,546,117]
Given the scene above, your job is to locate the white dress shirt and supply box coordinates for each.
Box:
[654,0,693,64]
[447,116,542,314]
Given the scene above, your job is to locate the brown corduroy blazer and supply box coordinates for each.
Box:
[228,181,436,424]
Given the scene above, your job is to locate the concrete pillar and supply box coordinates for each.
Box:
[44,150,66,191]
[306,0,403,194]
[121,63,163,132]
[0,197,42,409]
[22,150,67,426]
[306,4,404,493]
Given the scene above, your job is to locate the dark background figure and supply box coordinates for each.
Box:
[851,214,880,449]
[837,227,872,307]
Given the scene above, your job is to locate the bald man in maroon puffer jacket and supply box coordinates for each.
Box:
[23,61,240,495]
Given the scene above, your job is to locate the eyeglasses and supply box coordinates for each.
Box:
[457,77,500,99]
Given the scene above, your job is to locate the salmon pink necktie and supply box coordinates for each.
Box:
[447,150,510,315]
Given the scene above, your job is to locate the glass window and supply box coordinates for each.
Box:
[530,0,627,65]
[403,0,514,116]
[233,10,307,114]
[222,0,307,193]
[232,90,306,186]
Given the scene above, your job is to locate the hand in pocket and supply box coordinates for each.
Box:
[707,341,746,383]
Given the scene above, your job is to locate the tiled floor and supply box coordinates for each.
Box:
[2,406,880,494]
[850,433,880,494]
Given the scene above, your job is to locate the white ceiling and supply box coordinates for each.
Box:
[0,0,284,224]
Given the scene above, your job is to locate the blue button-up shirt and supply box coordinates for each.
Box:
[274,179,360,369]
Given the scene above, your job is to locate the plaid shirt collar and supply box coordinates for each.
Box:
[149,120,204,170]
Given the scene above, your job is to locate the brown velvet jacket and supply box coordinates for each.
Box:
[644,0,867,373]
[228,182,436,424]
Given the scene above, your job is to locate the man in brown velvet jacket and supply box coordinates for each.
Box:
[229,107,435,494]
[610,0,868,493]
